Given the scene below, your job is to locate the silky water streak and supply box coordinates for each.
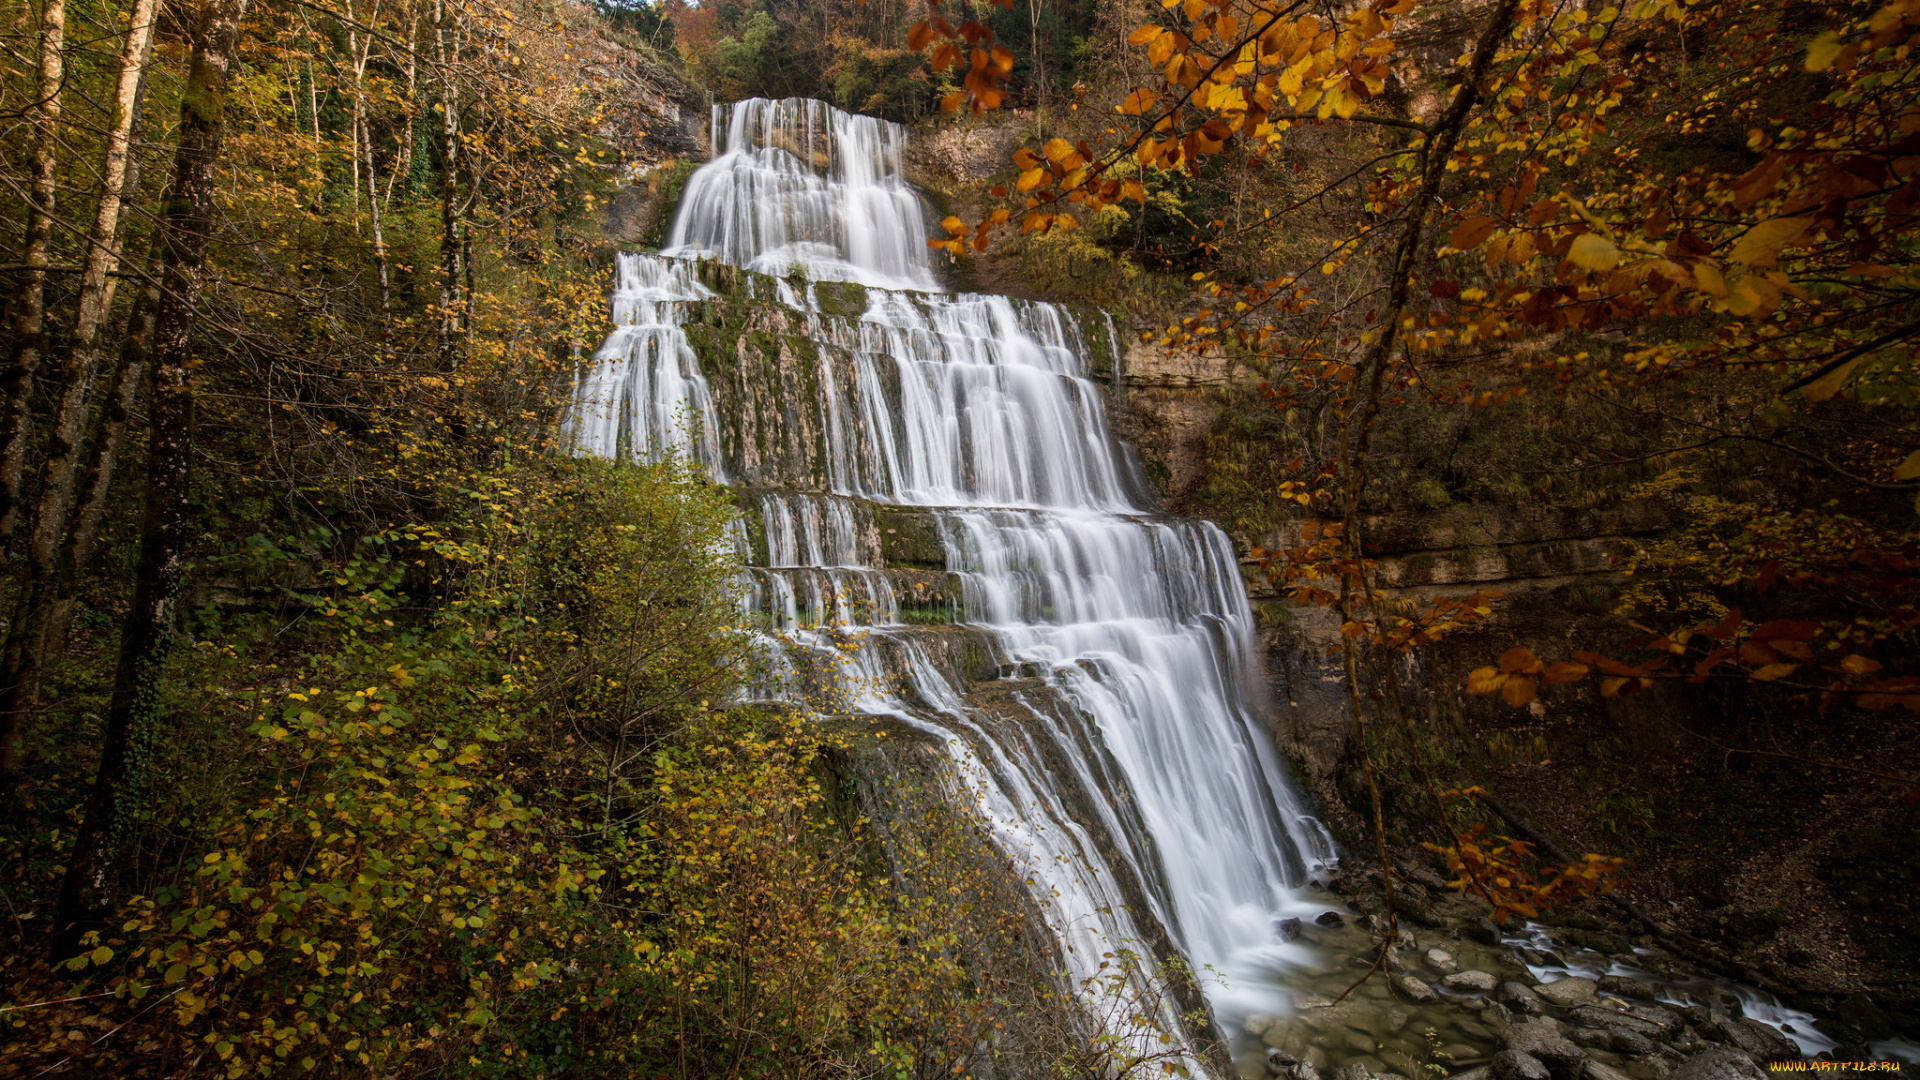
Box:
[565,96,1338,1053]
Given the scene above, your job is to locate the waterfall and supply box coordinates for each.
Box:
[569,97,1339,1056]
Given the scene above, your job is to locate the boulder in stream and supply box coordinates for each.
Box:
[1499,983,1547,1015]
[1715,1017,1798,1062]
[1495,1050,1555,1080]
[1597,975,1654,1000]
[1391,974,1439,1003]
[1317,910,1346,927]
[1276,917,1303,941]
[1500,1019,1588,1080]
[1662,1049,1767,1080]
[1610,1030,1658,1056]
[1448,970,1502,992]
[1467,918,1505,946]
[1536,978,1600,1007]
[1428,947,1460,973]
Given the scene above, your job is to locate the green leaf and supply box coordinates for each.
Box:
[90,946,113,966]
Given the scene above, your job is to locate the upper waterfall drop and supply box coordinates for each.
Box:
[663,97,940,291]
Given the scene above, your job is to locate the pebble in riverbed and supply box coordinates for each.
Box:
[1447,970,1501,992]
[1390,974,1438,1003]
[1535,978,1599,1007]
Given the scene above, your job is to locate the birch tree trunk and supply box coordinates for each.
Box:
[0,0,69,543]
[53,0,251,950]
[0,0,162,780]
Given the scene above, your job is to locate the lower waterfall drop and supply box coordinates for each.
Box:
[568,96,1340,1060]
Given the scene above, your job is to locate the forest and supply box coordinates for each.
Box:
[0,0,1913,1074]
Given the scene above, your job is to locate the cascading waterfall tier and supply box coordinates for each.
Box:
[567,96,1339,1056]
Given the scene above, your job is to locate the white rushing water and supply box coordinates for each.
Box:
[566,97,1339,1056]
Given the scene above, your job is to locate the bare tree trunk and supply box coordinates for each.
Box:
[435,0,464,365]
[1027,0,1045,112]
[0,0,69,543]
[350,7,392,319]
[45,284,156,658]
[53,0,250,953]
[0,0,161,780]
[391,10,418,204]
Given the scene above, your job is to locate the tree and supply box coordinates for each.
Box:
[55,0,252,943]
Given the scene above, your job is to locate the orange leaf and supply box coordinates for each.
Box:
[1543,662,1588,685]
[1703,607,1743,641]
[1840,654,1883,676]
[1498,646,1542,674]
[1502,675,1538,708]
[1450,216,1497,250]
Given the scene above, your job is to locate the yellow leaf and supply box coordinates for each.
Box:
[1015,168,1047,191]
[1127,25,1164,46]
[1466,667,1507,695]
[1121,87,1156,115]
[1568,233,1621,271]
[941,216,965,234]
[1692,262,1728,297]
[1728,217,1810,267]
[1502,675,1538,707]
[1751,662,1799,681]
[1804,31,1843,71]
[1799,357,1862,402]
[1043,138,1076,164]
[1332,82,1360,120]
[1894,450,1920,481]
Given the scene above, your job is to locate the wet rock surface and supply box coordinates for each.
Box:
[1223,862,1913,1080]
